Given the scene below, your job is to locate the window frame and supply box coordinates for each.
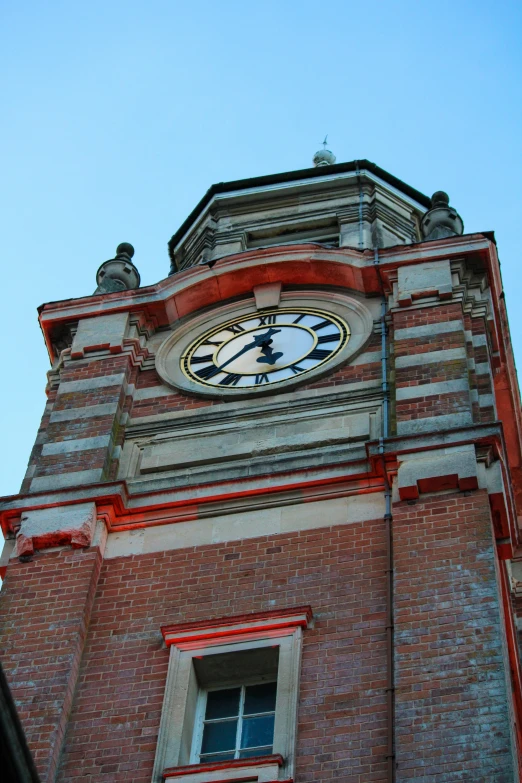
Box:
[152,607,312,783]
[191,679,278,764]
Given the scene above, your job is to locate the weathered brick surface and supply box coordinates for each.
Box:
[393,304,464,330]
[392,304,475,428]
[0,547,102,782]
[395,329,466,358]
[55,521,389,783]
[463,311,497,424]
[396,390,471,421]
[3,498,513,783]
[393,490,514,782]
[26,356,139,485]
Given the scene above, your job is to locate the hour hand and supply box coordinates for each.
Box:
[217,328,281,372]
[257,344,283,365]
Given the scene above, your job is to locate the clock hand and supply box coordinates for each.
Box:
[256,341,284,366]
[218,328,281,372]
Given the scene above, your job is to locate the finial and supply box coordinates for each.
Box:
[94,242,141,295]
[116,242,135,258]
[313,136,336,168]
[421,191,464,241]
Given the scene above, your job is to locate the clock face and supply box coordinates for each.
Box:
[181,307,350,390]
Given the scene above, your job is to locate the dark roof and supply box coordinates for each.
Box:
[167,159,431,263]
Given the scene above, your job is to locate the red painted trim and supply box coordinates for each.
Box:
[162,754,283,777]
[162,606,312,646]
[164,778,292,783]
[166,777,257,783]
[0,470,384,537]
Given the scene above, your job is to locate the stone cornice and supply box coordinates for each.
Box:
[38,234,496,363]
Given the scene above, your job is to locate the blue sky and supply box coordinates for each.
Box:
[1,0,521,496]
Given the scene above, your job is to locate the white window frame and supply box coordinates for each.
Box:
[191,679,278,764]
[151,607,312,783]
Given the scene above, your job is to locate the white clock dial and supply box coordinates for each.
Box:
[182,308,350,389]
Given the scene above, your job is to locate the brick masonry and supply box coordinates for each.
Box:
[3,521,389,783]
[0,547,102,782]
[1,493,516,782]
[393,490,514,782]
[4,231,522,783]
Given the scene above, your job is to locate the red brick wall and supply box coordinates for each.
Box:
[393,489,515,781]
[0,547,102,782]
[53,521,389,783]
[391,303,497,430]
[3,497,514,782]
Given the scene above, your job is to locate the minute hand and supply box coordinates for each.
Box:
[218,328,281,372]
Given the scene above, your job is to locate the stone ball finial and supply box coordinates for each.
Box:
[116,242,135,258]
[94,242,141,295]
[431,191,449,208]
[421,190,464,242]
[313,136,336,168]
[313,148,336,167]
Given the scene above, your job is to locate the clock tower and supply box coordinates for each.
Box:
[2,151,522,783]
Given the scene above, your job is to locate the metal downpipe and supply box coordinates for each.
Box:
[375,245,395,783]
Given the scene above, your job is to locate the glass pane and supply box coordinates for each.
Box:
[205,688,241,720]
[201,719,237,753]
[239,746,273,759]
[244,682,277,715]
[241,714,275,749]
[200,751,236,763]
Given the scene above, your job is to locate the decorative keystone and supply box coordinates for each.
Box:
[95,242,140,295]
[398,445,478,501]
[16,502,97,558]
[421,191,464,241]
[253,282,282,310]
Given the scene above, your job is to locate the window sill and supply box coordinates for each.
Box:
[163,754,290,783]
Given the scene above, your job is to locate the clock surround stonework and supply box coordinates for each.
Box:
[1,161,522,783]
[156,291,373,398]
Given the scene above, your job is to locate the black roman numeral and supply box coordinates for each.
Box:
[308,348,333,361]
[255,373,269,385]
[191,353,214,364]
[311,319,332,332]
[258,314,277,326]
[316,333,339,344]
[195,364,221,380]
[219,373,241,386]
[203,339,223,347]
[289,364,306,374]
[228,323,245,334]
[293,314,305,324]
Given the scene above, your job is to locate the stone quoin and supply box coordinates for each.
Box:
[1,152,522,783]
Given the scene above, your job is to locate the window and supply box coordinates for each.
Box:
[152,607,312,783]
[196,681,277,762]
